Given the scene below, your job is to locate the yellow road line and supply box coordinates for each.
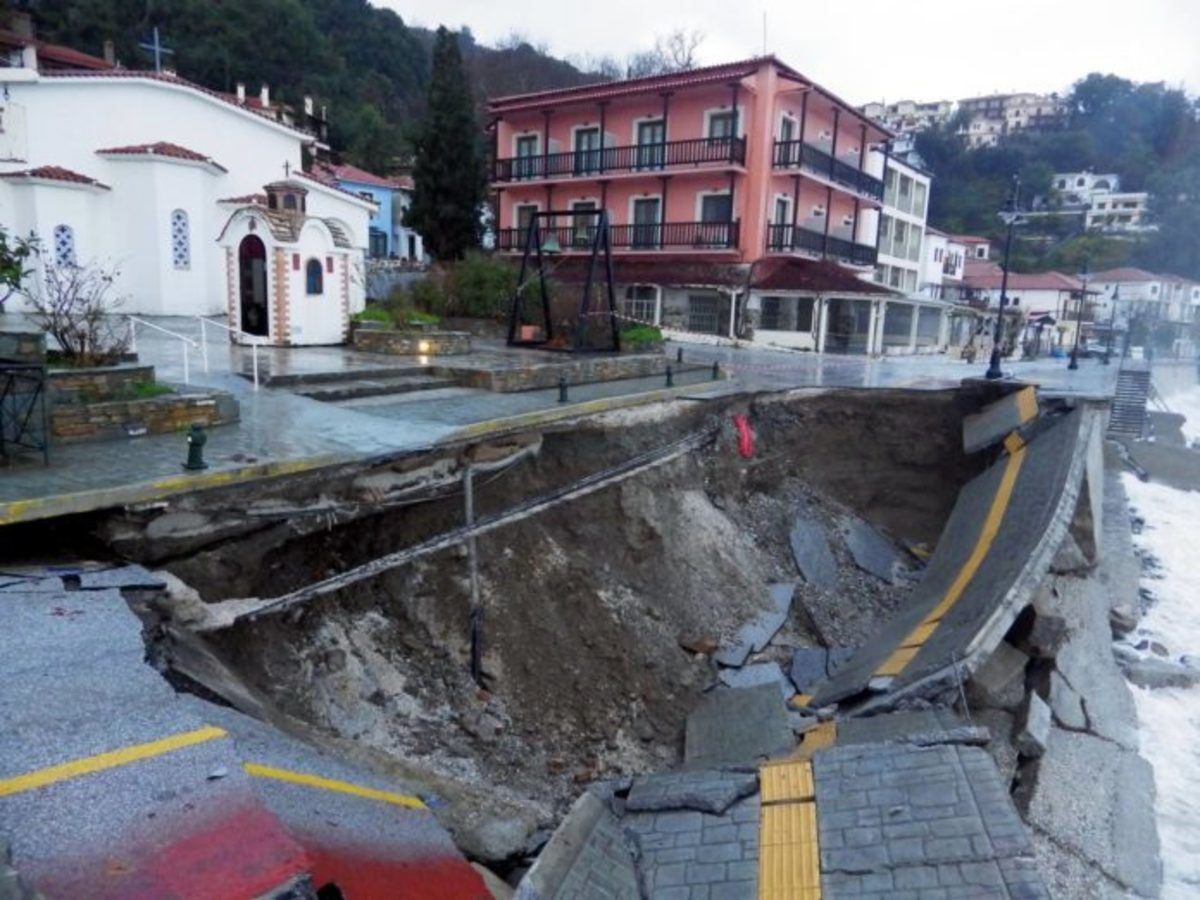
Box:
[874,440,1027,679]
[0,726,228,798]
[758,760,822,898]
[242,762,426,810]
[1014,385,1038,422]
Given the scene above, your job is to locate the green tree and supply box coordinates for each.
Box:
[0,227,38,311]
[405,27,485,260]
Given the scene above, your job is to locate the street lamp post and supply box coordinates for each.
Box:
[1103,284,1119,365]
[986,174,1021,380]
[1068,261,1089,371]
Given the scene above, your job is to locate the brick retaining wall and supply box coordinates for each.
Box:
[443,353,671,392]
[353,329,471,356]
[51,392,239,444]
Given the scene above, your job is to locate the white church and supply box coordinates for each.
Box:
[0,27,373,345]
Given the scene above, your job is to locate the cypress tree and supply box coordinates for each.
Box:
[406,27,484,260]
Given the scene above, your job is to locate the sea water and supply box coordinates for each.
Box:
[1122,379,1200,897]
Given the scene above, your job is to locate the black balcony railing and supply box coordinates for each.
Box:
[495,137,746,182]
[765,223,877,267]
[772,140,884,202]
[496,220,740,252]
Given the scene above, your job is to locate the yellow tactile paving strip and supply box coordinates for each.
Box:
[871,435,1028,681]
[759,760,822,899]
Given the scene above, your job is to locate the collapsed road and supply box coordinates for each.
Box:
[0,381,1163,898]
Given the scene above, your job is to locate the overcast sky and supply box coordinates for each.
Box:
[383,0,1200,103]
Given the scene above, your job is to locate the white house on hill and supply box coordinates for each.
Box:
[0,41,373,344]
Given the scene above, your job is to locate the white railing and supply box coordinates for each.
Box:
[126,315,198,385]
[196,316,263,390]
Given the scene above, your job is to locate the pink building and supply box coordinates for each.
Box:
[488,57,954,354]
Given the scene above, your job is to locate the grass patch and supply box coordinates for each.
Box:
[352,306,392,324]
[620,324,663,349]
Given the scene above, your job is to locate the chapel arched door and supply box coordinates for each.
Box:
[238,235,269,337]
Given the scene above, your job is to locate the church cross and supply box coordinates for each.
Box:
[283,161,291,178]
[138,27,175,73]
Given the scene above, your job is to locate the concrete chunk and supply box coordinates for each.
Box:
[789,648,829,693]
[843,518,901,584]
[685,683,793,769]
[625,770,757,816]
[967,642,1030,712]
[719,662,792,700]
[1016,693,1051,758]
[713,584,793,667]
[1048,671,1087,730]
[789,517,838,590]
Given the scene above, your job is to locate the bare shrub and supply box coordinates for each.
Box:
[27,262,130,365]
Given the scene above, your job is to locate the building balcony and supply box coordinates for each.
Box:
[772,140,884,202]
[496,220,740,252]
[494,137,747,184]
[765,223,877,267]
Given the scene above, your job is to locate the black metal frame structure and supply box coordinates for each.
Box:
[0,359,50,465]
[507,208,621,353]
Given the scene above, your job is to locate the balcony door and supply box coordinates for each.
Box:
[699,193,732,246]
[571,201,597,247]
[636,119,666,170]
[573,127,601,175]
[515,134,539,180]
[632,197,661,248]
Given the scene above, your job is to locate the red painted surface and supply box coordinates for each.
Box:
[732,413,755,458]
[307,845,490,900]
[27,801,308,900]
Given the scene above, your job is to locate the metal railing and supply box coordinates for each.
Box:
[197,316,264,390]
[772,140,885,201]
[126,315,198,385]
[765,223,877,266]
[495,136,747,182]
[0,360,49,465]
[496,220,740,252]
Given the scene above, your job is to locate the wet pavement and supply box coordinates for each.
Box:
[0,314,1121,521]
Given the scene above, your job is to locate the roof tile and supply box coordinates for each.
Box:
[0,165,108,188]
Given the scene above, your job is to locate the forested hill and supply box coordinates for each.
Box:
[26,0,600,170]
[914,74,1200,279]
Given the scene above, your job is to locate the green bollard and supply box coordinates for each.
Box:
[183,423,209,471]
[711,361,720,380]
[666,365,674,387]
[558,375,568,403]
[676,346,683,364]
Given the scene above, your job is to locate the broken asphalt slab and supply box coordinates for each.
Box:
[789,516,838,590]
[684,683,793,769]
[625,769,757,816]
[843,517,902,584]
[718,661,792,700]
[713,583,794,668]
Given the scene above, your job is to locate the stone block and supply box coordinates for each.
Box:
[966,642,1029,712]
[713,585,792,668]
[625,770,757,816]
[684,683,793,769]
[718,662,791,700]
[1015,692,1050,758]
[789,647,828,693]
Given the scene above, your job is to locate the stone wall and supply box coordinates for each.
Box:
[0,330,46,364]
[353,328,471,356]
[49,365,155,404]
[443,352,674,393]
[51,392,239,444]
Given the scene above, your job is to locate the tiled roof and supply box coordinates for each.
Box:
[487,55,891,139]
[946,234,991,244]
[0,28,113,71]
[295,170,379,207]
[1091,267,1163,283]
[96,141,227,171]
[545,256,897,295]
[40,70,311,137]
[963,266,1086,292]
[0,165,109,188]
[310,160,395,189]
[218,193,268,206]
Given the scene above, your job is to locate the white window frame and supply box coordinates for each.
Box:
[631,115,668,145]
[702,107,744,140]
[570,123,602,151]
[52,224,75,267]
[627,193,664,226]
[694,189,734,222]
[778,112,799,143]
[170,208,190,270]
[622,283,661,325]
[513,201,540,233]
[512,132,541,156]
[772,194,793,225]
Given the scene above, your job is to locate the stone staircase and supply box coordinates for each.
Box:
[1108,365,1151,439]
[261,366,456,403]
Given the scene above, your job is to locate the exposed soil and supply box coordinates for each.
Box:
[89,387,983,855]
